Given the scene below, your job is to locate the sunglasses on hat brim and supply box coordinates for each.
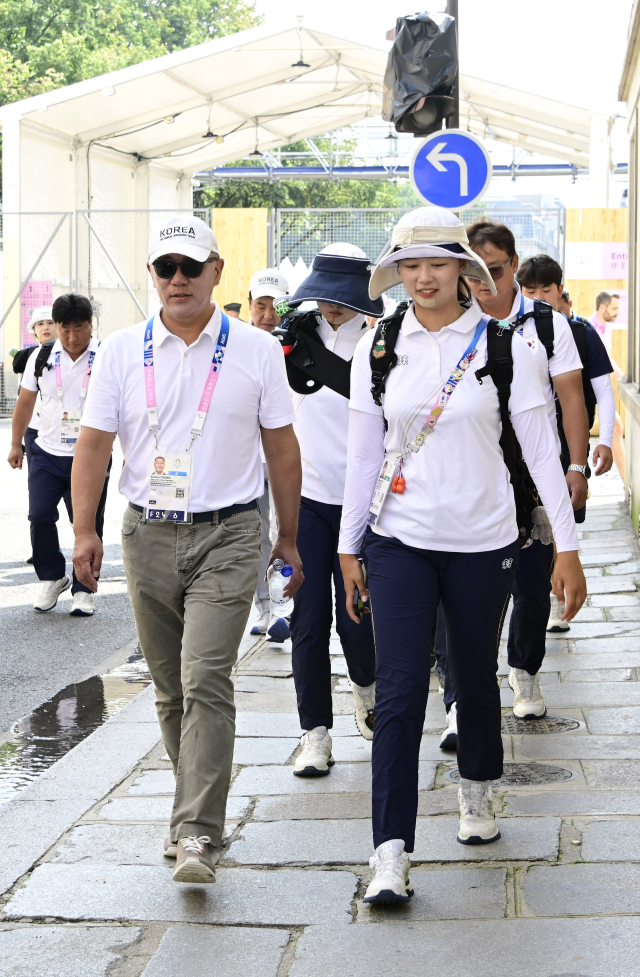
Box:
[152,256,218,280]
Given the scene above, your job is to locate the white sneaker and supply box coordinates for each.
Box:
[457,780,500,845]
[508,667,546,719]
[547,595,570,633]
[70,592,94,617]
[363,840,413,904]
[250,609,270,635]
[293,726,334,777]
[33,576,71,611]
[349,678,375,740]
[439,701,457,752]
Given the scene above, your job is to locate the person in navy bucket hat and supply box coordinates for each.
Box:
[292,243,385,317]
[287,243,378,778]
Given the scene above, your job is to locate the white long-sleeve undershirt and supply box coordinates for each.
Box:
[591,374,616,448]
[338,404,579,555]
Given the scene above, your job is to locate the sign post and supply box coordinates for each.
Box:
[410,129,492,211]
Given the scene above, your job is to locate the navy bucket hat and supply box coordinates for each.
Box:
[292,243,384,317]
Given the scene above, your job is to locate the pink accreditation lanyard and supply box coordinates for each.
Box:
[54,348,96,408]
[143,312,230,451]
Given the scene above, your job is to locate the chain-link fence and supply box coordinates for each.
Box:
[274,206,565,305]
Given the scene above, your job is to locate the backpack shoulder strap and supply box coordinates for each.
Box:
[531,299,555,361]
[370,301,409,406]
[34,340,55,382]
[475,318,514,421]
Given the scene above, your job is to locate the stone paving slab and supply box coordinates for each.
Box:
[140,925,289,977]
[565,667,634,682]
[251,789,460,822]
[50,823,170,864]
[234,713,357,738]
[288,918,640,977]
[226,819,373,864]
[590,593,639,606]
[96,795,249,822]
[572,635,640,652]
[584,576,637,593]
[609,605,640,620]
[230,761,436,796]
[500,651,640,672]
[583,759,640,789]
[411,816,560,862]
[357,868,507,921]
[518,734,640,760]
[0,926,142,977]
[580,550,634,566]
[585,706,640,734]
[4,864,357,925]
[502,683,640,708]
[233,676,296,693]
[503,791,640,816]
[581,819,640,860]
[524,862,640,915]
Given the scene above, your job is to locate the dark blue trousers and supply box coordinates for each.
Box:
[507,538,554,674]
[25,427,72,522]
[290,496,376,731]
[28,441,110,595]
[365,529,518,852]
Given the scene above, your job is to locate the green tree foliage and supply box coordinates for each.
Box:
[195,136,422,210]
[0,0,259,104]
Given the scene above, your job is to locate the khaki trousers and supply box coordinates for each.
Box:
[121,505,261,844]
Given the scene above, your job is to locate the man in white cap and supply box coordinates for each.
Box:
[71,214,303,884]
[246,267,291,639]
[12,306,57,469]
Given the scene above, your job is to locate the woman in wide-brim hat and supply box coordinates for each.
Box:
[337,207,586,904]
[287,244,381,780]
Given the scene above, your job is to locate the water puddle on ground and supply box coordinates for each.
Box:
[0,647,151,801]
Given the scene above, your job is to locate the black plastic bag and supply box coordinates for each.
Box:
[382,12,457,124]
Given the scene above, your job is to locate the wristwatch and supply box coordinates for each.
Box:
[567,464,588,479]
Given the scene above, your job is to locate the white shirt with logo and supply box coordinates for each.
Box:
[22,337,100,457]
[82,305,295,511]
[293,313,369,506]
[472,284,582,453]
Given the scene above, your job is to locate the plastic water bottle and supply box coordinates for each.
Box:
[268,559,294,618]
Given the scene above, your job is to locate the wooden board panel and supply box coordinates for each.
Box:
[565,208,628,242]
[564,279,626,321]
[210,208,269,317]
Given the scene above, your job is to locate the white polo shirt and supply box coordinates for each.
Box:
[349,304,546,552]
[473,284,582,452]
[82,305,295,511]
[22,337,100,457]
[293,313,369,505]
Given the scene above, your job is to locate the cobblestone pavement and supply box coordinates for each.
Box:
[2,462,640,976]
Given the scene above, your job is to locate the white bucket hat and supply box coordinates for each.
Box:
[27,306,53,333]
[369,207,497,299]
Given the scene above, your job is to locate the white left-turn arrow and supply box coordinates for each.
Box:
[426,141,469,196]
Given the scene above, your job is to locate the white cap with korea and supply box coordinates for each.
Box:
[27,305,53,333]
[249,268,289,300]
[149,215,220,264]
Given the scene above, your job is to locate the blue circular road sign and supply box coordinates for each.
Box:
[410,129,492,211]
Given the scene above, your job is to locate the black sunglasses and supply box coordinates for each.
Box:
[152,256,217,280]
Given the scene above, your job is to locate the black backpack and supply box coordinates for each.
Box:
[274,308,352,399]
[370,310,539,546]
[12,340,55,384]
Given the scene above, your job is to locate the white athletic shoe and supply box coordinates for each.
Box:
[293,726,334,777]
[250,609,271,635]
[349,678,375,740]
[457,780,500,845]
[508,667,547,719]
[439,701,458,752]
[363,839,413,904]
[33,575,71,611]
[70,592,94,617]
[547,595,570,633]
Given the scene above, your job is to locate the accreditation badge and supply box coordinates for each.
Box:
[60,409,82,444]
[146,448,193,523]
[368,451,402,526]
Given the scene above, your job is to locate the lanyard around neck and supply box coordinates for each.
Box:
[143,312,230,451]
[54,348,95,403]
[404,319,487,453]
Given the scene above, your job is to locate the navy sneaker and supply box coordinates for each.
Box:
[267,617,291,643]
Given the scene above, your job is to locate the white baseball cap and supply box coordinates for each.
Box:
[249,268,289,300]
[149,215,220,264]
[370,207,497,298]
[27,306,53,333]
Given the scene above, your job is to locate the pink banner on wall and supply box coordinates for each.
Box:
[20,281,53,347]
[602,244,627,278]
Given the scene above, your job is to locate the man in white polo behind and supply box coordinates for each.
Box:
[71,215,303,884]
